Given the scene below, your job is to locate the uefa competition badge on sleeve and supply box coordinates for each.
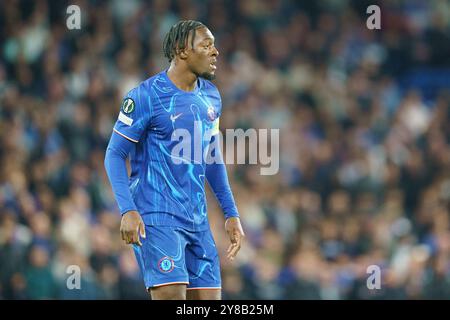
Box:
[122,98,135,114]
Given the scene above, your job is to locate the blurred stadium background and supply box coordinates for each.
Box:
[1,0,450,299]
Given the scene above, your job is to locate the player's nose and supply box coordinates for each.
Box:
[212,46,219,57]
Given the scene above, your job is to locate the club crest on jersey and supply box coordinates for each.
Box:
[207,106,216,121]
[121,98,135,114]
[158,256,174,273]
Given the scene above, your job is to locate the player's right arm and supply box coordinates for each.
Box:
[104,133,145,245]
[104,87,151,246]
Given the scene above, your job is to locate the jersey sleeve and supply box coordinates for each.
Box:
[113,86,151,143]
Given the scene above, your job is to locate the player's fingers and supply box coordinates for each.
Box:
[139,221,146,239]
[126,230,135,244]
[227,234,237,254]
[228,234,242,259]
[227,240,239,256]
[228,230,237,244]
[227,247,235,259]
[131,230,139,245]
[134,227,142,246]
[227,227,241,252]
[227,244,240,260]
[232,242,241,256]
[124,231,131,244]
[227,246,234,259]
[232,245,241,258]
[235,231,243,247]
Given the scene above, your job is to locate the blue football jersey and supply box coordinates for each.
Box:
[113,70,222,231]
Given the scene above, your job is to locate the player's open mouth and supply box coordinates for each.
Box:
[210,62,217,70]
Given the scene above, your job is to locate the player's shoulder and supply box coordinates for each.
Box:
[199,78,220,96]
[124,71,165,99]
[142,71,166,90]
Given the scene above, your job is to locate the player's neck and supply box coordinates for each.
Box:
[167,64,198,92]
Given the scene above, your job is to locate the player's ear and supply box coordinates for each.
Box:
[179,47,188,60]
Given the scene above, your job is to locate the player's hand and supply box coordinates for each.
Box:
[225,217,245,261]
[120,210,146,246]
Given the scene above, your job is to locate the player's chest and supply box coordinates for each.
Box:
[150,92,220,135]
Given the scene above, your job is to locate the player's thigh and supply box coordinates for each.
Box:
[187,288,221,300]
[185,228,222,294]
[150,284,187,300]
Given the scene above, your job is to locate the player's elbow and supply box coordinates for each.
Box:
[104,147,112,174]
[104,146,119,174]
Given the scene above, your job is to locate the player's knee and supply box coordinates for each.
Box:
[150,284,186,300]
[187,289,221,300]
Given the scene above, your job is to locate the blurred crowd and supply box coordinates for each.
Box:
[1,0,450,299]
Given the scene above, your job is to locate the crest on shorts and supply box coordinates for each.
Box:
[158,256,174,273]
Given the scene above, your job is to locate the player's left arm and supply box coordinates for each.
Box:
[205,122,245,261]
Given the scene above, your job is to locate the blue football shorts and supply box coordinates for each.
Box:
[132,225,222,290]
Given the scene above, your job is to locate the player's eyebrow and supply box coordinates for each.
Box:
[201,36,215,44]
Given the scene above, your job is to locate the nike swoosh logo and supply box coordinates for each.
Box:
[170,113,183,122]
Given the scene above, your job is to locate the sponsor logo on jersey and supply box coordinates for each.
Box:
[170,113,183,122]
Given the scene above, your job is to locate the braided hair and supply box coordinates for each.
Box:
[163,20,206,62]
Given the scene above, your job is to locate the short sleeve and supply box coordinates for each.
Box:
[113,86,151,143]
